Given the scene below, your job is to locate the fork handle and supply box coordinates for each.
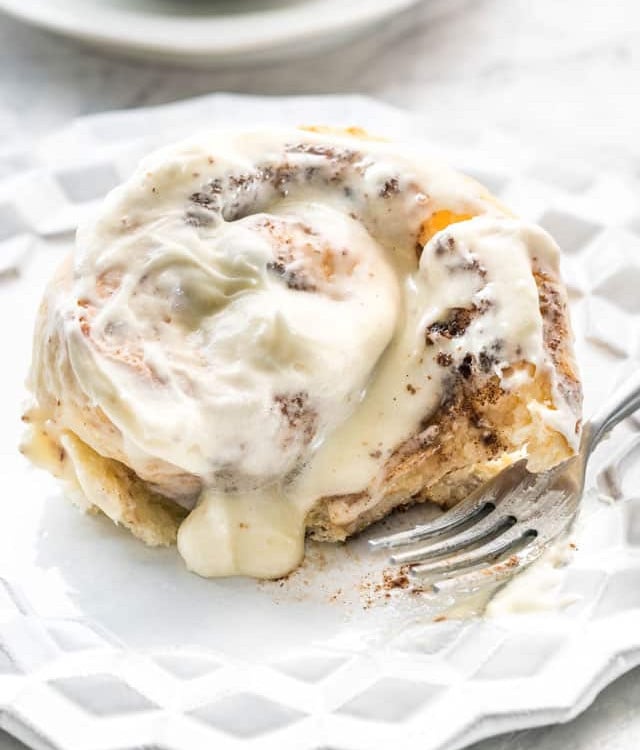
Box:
[587,368,640,450]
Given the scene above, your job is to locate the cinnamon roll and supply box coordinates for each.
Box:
[21,127,581,579]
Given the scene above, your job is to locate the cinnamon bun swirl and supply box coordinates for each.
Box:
[21,127,581,579]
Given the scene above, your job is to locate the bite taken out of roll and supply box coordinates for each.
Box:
[21,127,582,579]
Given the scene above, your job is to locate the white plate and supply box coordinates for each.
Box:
[1,94,640,750]
[0,0,423,65]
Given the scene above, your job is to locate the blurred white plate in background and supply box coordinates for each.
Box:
[0,0,424,65]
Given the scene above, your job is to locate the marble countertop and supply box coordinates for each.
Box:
[1,0,639,748]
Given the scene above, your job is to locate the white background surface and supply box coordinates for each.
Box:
[0,1,639,748]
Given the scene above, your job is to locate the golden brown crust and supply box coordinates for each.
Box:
[533,267,582,418]
[61,432,187,546]
[306,265,582,542]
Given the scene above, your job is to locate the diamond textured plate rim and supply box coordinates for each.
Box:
[1,94,640,750]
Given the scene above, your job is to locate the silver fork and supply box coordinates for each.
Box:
[369,370,640,591]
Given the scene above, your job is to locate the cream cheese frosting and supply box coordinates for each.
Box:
[27,127,580,579]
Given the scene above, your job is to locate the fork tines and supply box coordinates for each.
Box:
[369,459,578,587]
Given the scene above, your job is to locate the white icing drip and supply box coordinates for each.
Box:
[177,485,306,579]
